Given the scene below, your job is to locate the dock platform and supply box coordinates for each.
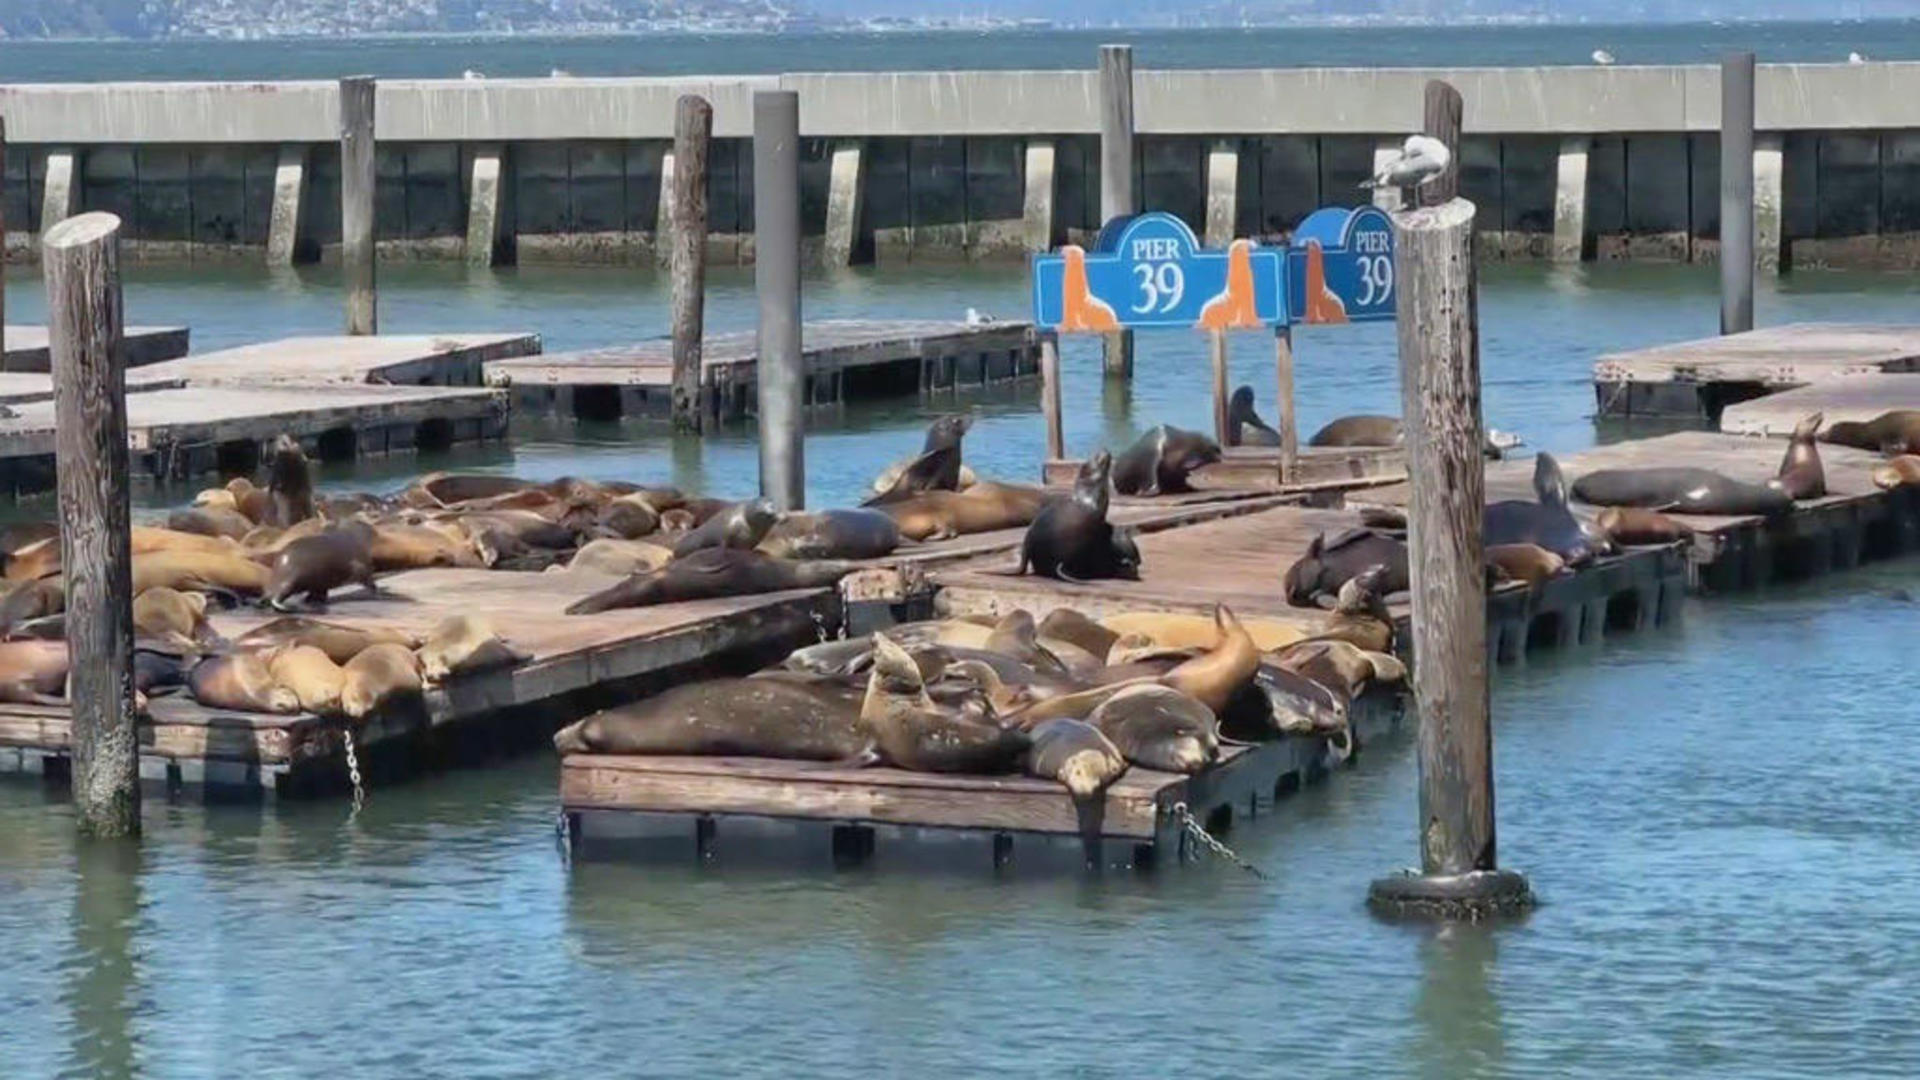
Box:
[0,568,838,798]
[1718,373,1920,437]
[141,332,542,387]
[489,320,1038,420]
[1593,323,1920,421]
[2,324,190,373]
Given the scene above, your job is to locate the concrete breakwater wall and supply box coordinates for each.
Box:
[4,63,1920,269]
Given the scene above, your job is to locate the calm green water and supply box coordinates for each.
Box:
[4,240,1920,1073]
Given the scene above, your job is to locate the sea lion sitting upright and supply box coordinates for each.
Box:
[1003,451,1139,582]
[1309,414,1404,448]
[1595,506,1690,546]
[340,643,424,720]
[1571,465,1792,518]
[552,674,869,759]
[1024,718,1129,799]
[1112,425,1222,496]
[1487,453,1603,563]
[1770,412,1827,501]
[756,508,900,561]
[1872,455,1920,490]
[1087,684,1221,774]
[859,634,1029,774]
[1821,409,1920,455]
[564,548,855,614]
[263,520,379,612]
[864,413,976,506]
[417,614,529,682]
[669,498,779,559]
[1227,386,1281,448]
[265,434,316,527]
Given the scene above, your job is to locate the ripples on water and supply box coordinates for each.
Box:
[2,259,1920,1076]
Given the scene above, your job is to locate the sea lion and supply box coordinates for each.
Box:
[1309,414,1403,448]
[0,523,57,557]
[1112,425,1222,496]
[131,526,243,558]
[552,675,869,760]
[132,548,272,598]
[669,498,779,559]
[1273,639,1405,699]
[417,614,529,683]
[318,493,390,519]
[1003,451,1138,581]
[1872,455,1920,489]
[1087,684,1220,774]
[1024,718,1129,799]
[876,482,1050,543]
[235,617,419,666]
[1571,465,1792,518]
[167,506,255,541]
[757,509,900,561]
[1251,662,1351,738]
[864,414,975,506]
[657,508,697,534]
[1770,412,1827,500]
[3,537,61,582]
[131,587,213,646]
[595,495,661,540]
[1821,409,1920,455]
[189,652,300,714]
[1283,528,1410,608]
[339,643,424,720]
[1038,608,1120,664]
[1595,506,1691,546]
[565,548,854,614]
[0,639,69,704]
[263,520,379,611]
[1159,605,1261,714]
[0,578,63,637]
[561,538,676,577]
[1485,543,1569,587]
[367,523,484,572]
[401,472,532,509]
[194,486,238,513]
[981,610,1069,677]
[266,643,347,715]
[859,634,1029,774]
[1488,453,1605,561]
[225,477,275,525]
[452,509,577,557]
[1226,386,1281,448]
[265,434,315,528]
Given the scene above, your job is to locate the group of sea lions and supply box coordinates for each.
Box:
[555,589,1405,817]
[1227,385,1525,459]
[1818,408,1920,492]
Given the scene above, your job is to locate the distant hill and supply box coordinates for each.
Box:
[0,0,155,38]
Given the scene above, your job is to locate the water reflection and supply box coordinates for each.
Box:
[65,839,143,1080]
[1411,924,1510,1080]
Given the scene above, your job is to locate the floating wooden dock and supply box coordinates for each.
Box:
[140,332,542,387]
[1593,323,1920,421]
[488,320,1038,420]
[1718,373,1920,437]
[1041,445,1408,496]
[0,568,838,798]
[2,324,190,372]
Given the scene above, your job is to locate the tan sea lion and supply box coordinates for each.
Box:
[132,587,213,645]
[1821,409,1920,455]
[859,634,1028,773]
[131,526,242,557]
[235,617,419,666]
[189,651,300,714]
[167,506,255,541]
[1485,542,1569,586]
[1037,608,1120,663]
[340,643,424,720]
[1160,605,1260,714]
[367,523,483,572]
[266,643,347,714]
[225,477,274,525]
[1024,718,1129,799]
[417,615,530,683]
[3,537,61,582]
[401,472,532,510]
[878,482,1051,543]
[1595,506,1691,546]
[132,549,272,597]
[1872,455,1920,489]
[1087,684,1220,774]
[1297,565,1396,653]
[564,548,854,614]
[560,538,676,577]
[263,521,379,611]
[194,487,240,513]
[1770,412,1827,500]
[1098,610,1307,653]
[552,673,869,759]
[0,639,70,704]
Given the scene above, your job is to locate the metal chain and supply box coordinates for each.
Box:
[343,727,366,814]
[1171,801,1266,879]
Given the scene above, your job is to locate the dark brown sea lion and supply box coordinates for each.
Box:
[1770,412,1827,500]
[876,482,1050,543]
[1087,684,1220,774]
[0,578,64,637]
[678,498,735,527]
[1249,662,1351,739]
[3,537,61,582]
[167,506,255,541]
[757,509,900,560]
[0,523,58,555]
[669,498,779,559]
[1227,385,1282,448]
[858,634,1029,773]
[234,617,419,666]
[266,643,347,715]
[340,643,424,720]
[1571,464,1791,518]
[0,639,69,704]
[1595,506,1692,546]
[1283,528,1409,608]
[263,520,379,612]
[1491,453,1607,561]
[1309,414,1403,448]
[417,614,530,682]
[1821,409,1920,455]
[565,548,854,614]
[1873,455,1920,490]
[1112,424,1222,496]
[1002,451,1139,581]
[189,651,300,714]
[981,610,1069,677]
[1485,543,1569,587]
[552,674,869,759]
[1272,639,1405,699]
[864,413,976,506]
[265,434,316,528]
[1024,718,1129,798]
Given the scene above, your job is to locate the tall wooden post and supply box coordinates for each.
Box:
[1274,326,1298,481]
[1368,81,1531,920]
[44,212,137,839]
[1209,331,1230,448]
[754,90,805,512]
[340,76,377,336]
[670,94,712,432]
[1098,44,1136,378]
[1720,52,1756,335]
[1040,332,1064,461]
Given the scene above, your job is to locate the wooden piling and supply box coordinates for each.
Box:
[1368,81,1530,919]
[1720,52,1756,336]
[43,212,137,839]
[1274,326,1298,481]
[1040,331,1064,461]
[669,94,712,432]
[1209,330,1229,448]
[753,90,805,511]
[1098,44,1136,379]
[340,76,377,337]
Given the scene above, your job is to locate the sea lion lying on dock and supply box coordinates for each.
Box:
[1594,507,1691,546]
[0,579,64,638]
[1571,465,1792,518]
[189,651,300,715]
[132,587,214,647]
[1112,424,1222,496]
[670,498,779,558]
[1023,718,1128,799]
[1283,528,1410,609]
[266,644,347,715]
[1087,684,1220,774]
[757,509,900,561]
[865,414,975,506]
[561,538,676,577]
[1310,414,1402,448]
[564,548,855,614]
[341,643,424,720]
[132,548,272,599]
[167,506,255,541]
[875,482,1050,543]
[860,634,1029,774]
[554,672,870,759]
[417,615,529,682]
[1873,455,1920,490]
[235,617,419,666]
[1485,543,1569,587]
[0,639,69,704]
[1821,409,1920,455]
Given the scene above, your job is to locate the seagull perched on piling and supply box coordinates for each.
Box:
[1850,51,1867,64]
[1592,49,1615,65]
[965,307,996,326]
[1358,135,1451,192]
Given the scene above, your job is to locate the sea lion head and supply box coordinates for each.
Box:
[1076,450,1114,513]
[1532,452,1569,509]
[869,632,925,695]
[925,413,975,451]
[1108,526,1142,580]
[1335,564,1392,619]
[1229,385,1257,420]
[1284,533,1330,606]
[732,498,780,546]
[1791,411,1825,443]
[1056,748,1120,800]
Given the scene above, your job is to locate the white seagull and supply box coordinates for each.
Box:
[1850,51,1867,64]
[462,68,484,80]
[965,307,995,326]
[1592,49,1615,65]
[1359,135,1452,191]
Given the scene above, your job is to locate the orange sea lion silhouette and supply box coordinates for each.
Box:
[1058,246,1120,333]
[1196,239,1264,331]
[1303,241,1350,325]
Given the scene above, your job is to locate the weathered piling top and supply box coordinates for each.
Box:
[141,332,541,387]
[1719,374,1920,437]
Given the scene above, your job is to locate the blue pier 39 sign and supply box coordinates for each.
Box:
[1286,205,1396,325]
[1031,213,1289,333]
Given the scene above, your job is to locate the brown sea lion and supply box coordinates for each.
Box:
[1160,605,1261,714]
[132,587,213,645]
[1571,464,1791,518]
[565,548,855,614]
[3,537,61,582]
[132,549,272,597]
[0,579,64,638]
[1309,414,1403,448]
[131,526,243,558]
[0,639,70,704]
[225,477,275,525]
[669,498,779,558]
[863,414,975,506]
[1002,451,1138,581]
[1087,684,1220,774]
[1821,409,1920,455]
[981,610,1070,677]
[560,538,676,578]
[340,643,424,720]
[241,518,325,560]
[1111,424,1222,496]
[1038,608,1120,663]
[657,508,697,535]
[1227,386,1282,448]
[859,634,1028,773]
[1099,610,1307,652]
[417,614,530,683]
[876,482,1050,543]
[1024,718,1129,799]
[552,674,869,759]
[1485,543,1569,586]
[1283,528,1410,609]
[266,434,316,527]
[235,617,419,666]
[1770,412,1827,501]
[451,509,577,565]
[189,651,300,714]
[1595,506,1691,546]
[1274,639,1406,699]
[1872,455,1920,489]
[266,643,347,715]
[757,509,900,560]
[1298,565,1396,654]
[402,472,532,509]
[596,495,661,540]
[263,520,379,611]
[167,506,255,541]
[367,523,483,572]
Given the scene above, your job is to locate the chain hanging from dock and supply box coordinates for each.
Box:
[1171,802,1265,879]
[343,727,366,815]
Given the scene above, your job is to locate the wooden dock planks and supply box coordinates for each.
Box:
[1,324,190,373]
[140,332,542,387]
[1593,322,1920,420]
[1718,373,1920,437]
